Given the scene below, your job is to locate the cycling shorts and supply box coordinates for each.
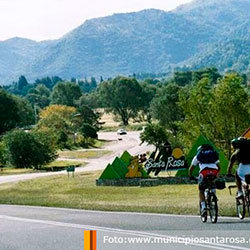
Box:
[198,168,219,191]
[237,164,250,183]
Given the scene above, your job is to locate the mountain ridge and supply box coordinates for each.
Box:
[0,0,249,85]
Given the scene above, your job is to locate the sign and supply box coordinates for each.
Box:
[67,165,75,177]
[67,166,75,172]
[145,144,187,176]
[126,156,143,178]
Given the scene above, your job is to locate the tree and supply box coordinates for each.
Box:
[98,76,145,125]
[17,75,28,90]
[140,123,169,151]
[139,82,157,122]
[0,89,20,134]
[178,77,215,149]
[51,82,82,106]
[150,84,183,135]
[79,77,97,93]
[0,142,7,168]
[3,129,57,169]
[76,105,102,130]
[35,76,62,89]
[211,73,250,156]
[13,95,35,127]
[172,71,193,86]
[79,92,100,109]
[80,123,98,139]
[178,73,250,156]
[37,105,77,149]
[26,84,50,108]
[192,67,221,85]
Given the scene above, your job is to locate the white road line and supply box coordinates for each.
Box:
[0,215,248,250]
[0,204,243,221]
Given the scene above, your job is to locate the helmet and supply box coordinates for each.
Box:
[197,144,213,153]
[231,137,245,149]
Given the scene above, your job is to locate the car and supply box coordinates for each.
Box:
[117,129,127,135]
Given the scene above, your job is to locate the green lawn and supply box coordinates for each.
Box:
[59,150,111,159]
[0,170,237,217]
[0,161,84,176]
[0,168,37,176]
[42,160,84,171]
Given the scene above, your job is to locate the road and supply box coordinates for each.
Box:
[0,205,250,250]
[0,131,153,185]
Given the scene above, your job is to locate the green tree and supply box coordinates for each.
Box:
[3,129,57,169]
[140,123,169,151]
[139,82,157,122]
[79,92,100,109]
[13,95,35,127]
[0,142,7,168]
[0,89,20,134]
[150,84,183,135]
[80,123,98,139]
[75,105,102,130]
[178,73,250,156]
[26,84,50,108]
[17,75,28,90]
[51,82,82,107]
[37,105,77,149]
[192,67,221,85]
[211,73,250,156]
[98,76,145,125]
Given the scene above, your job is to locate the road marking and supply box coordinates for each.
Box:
[0,214,248,250]
[0,204,243,221]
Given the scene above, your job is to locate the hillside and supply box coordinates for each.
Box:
[0,0,249,84]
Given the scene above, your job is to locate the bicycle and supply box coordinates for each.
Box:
[228,174,250,219]
[200,174,219,223]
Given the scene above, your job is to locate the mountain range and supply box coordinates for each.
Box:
[0,0,249,85]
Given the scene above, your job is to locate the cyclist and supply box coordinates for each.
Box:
[189,144,220,215]
[227,137,250,198]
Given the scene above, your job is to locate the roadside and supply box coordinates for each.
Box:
[0,169,237,217]
[0,131,153,184]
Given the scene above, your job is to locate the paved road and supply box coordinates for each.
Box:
[0,131,153,185]
[0,205,250,250]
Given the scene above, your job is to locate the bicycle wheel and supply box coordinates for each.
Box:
[200,203,207,223]
[236,196,245,220]
[209,193,218,223]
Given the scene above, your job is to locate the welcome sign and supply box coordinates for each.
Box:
[145,147,187,176]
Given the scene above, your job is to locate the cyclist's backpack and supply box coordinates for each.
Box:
[237,139,250,164]
[197,149,219,164]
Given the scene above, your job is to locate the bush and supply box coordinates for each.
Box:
[80,123,98,139]
[3,129,57,169]
[0,142,7,168]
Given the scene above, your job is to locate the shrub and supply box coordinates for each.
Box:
[80,123,98,139]
[0,142,7,168]
[3,129,57,169]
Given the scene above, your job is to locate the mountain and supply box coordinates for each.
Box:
[0,0,249,85]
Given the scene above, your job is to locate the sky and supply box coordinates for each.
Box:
[0,0,192,41]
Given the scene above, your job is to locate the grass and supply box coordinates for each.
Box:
[59,150,111,159]
[42,160,84,171]
[99,109,147,131]
[93,139,107,148]
[0,161,85,175]
[101,124,146,132]
[0,170,238,217]
[0,168,37,176]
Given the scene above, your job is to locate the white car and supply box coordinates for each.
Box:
[117,129,127,135]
